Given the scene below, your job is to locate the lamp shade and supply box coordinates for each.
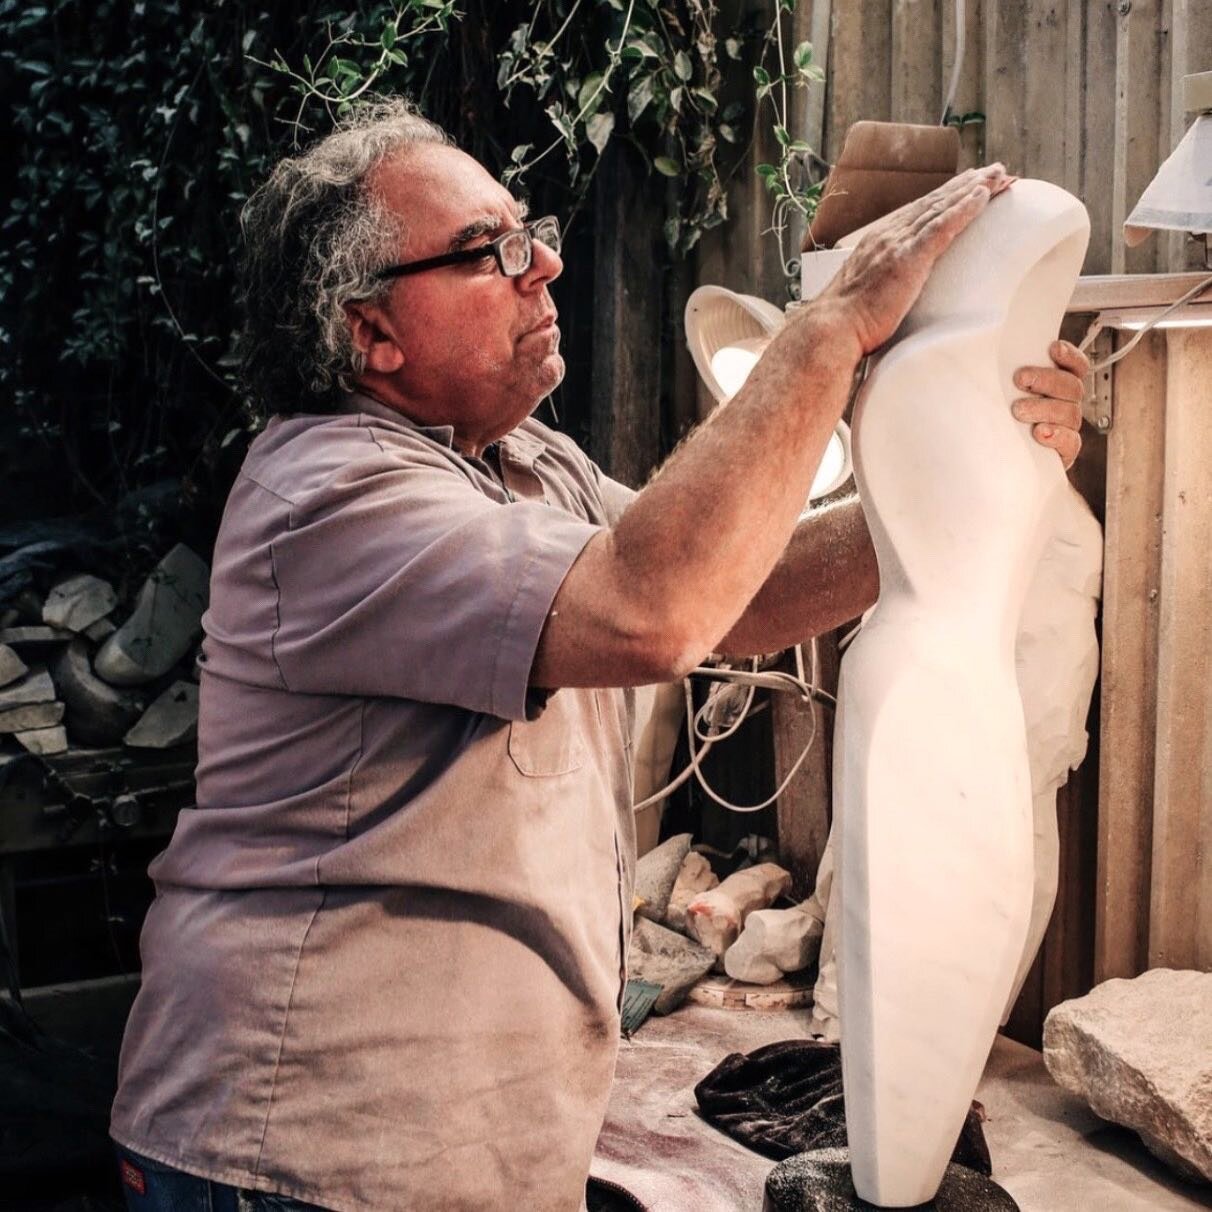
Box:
[684,285,853,501]
[1124,113,1212,247]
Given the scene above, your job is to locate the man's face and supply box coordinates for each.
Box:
[353,144,564,451]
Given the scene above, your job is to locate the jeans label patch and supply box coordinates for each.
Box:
[120,1158,147,1196]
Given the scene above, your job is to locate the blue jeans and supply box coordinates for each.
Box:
[114,1144,329,1211]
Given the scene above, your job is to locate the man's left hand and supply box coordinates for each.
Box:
[1011,339,1088,470]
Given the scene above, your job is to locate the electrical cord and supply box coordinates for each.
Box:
[1080,271,1212,370]
[941,0,966,124]
[632,638,828,815]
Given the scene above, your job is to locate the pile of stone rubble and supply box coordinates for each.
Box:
[0,544,209,758]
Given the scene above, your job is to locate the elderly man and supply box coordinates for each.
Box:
[110,100,1087,1211]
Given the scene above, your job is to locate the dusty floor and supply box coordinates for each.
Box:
[592,1003,1208,1211]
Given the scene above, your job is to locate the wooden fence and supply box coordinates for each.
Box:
[657,0,1211,1042]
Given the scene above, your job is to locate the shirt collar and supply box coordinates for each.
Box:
[340,392,456,447]
[342,391,547,469]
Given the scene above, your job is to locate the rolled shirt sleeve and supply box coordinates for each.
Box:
[268,448,602,721]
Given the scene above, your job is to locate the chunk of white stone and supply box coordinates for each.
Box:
[664,851,719,933]
[42,574,117,633]
[1043,969,1212,1183]
[724,901,825,985]
[53,640,144,746]
[0,668,55,710]
[0,701,65,732]
[0,644,27,688]
[634,833,692,922]
[95,545,209,686]
[15,724,68,755]
[124,681,199,749]
[685,862,792,958]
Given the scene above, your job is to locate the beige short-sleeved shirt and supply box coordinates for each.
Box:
[110,393,639,1212]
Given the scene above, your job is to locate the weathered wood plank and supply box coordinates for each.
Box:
[1082,1,1119,274]
[891,0,943,126]
[982,0,1028,173]
[773,635,840,899]
[1021,0,1073,186]
[825,0,892,160]
[1094,329,1167,982]
[1149,327,1212,970]
[1111,0,1165,273]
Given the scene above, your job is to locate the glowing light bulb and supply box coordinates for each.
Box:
[709,336,769,398]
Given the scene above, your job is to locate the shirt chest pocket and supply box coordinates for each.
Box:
[507,691,586,777]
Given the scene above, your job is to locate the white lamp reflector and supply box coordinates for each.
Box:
[709,337,769,399]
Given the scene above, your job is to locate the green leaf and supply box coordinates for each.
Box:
[510,143,532,164]
[381,24,396,51]
[756,163,778,180]
[719,123,739,143]
[725,38,742,60]
[691,87,717,112]
[653,155,680,177]
[586,111,614,154]
[753,66,770,87]
[793,40,813,69]
[578,72,604,114]
[774,125,790,146]
[674,50,692,81]
[628,73,656,125]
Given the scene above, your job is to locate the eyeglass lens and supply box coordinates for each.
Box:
[500,219,561,276]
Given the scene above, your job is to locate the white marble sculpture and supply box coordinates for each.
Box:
[808,487,1103,1040]
[832,180,1090,1206]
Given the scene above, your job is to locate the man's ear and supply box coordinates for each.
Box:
[345,302,406,374]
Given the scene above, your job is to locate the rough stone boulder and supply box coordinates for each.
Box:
[634,833,692,922]
[1043,968,1212,1183]
[665,851,719,933]
[95,544,209,685]
[628,916,716,1015]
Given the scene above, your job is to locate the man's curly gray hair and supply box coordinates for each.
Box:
[238,98,450,417]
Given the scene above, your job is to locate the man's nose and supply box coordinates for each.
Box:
[518,236,563,290]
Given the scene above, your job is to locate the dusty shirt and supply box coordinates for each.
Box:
[111,394,638,1212]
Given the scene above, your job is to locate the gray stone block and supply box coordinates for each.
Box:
[0,668,55,710]
[0,701,65,732]
[0,644,28,688]
[95,544,209,686]
[628,916,716,1015]
[635,833,692,923]
[15,725,68,755]
[124,681,199,749]
[42,573,117,633]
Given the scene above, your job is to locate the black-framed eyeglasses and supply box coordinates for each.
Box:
[374,215,562,281]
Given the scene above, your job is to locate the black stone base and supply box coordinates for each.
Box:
[763,1147,1020,1212]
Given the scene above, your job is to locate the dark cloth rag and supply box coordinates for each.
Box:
[694,1038,992,1175]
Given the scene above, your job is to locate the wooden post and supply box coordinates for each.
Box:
[1149,327,1212,970]
[1094,330,1167,982]
[590,140,666,487]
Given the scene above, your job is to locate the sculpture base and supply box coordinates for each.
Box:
[763,1148,1019,1212]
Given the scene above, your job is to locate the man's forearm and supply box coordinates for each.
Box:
[717,494,879,656]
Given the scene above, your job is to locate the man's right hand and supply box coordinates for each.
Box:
[814,164,1016,355]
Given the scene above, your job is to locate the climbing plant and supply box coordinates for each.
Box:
[1,0,826,536]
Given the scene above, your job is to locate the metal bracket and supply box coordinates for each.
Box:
[1083,328,1115,433]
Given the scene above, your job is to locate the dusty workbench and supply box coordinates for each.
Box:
[592,1004,1207,1211]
